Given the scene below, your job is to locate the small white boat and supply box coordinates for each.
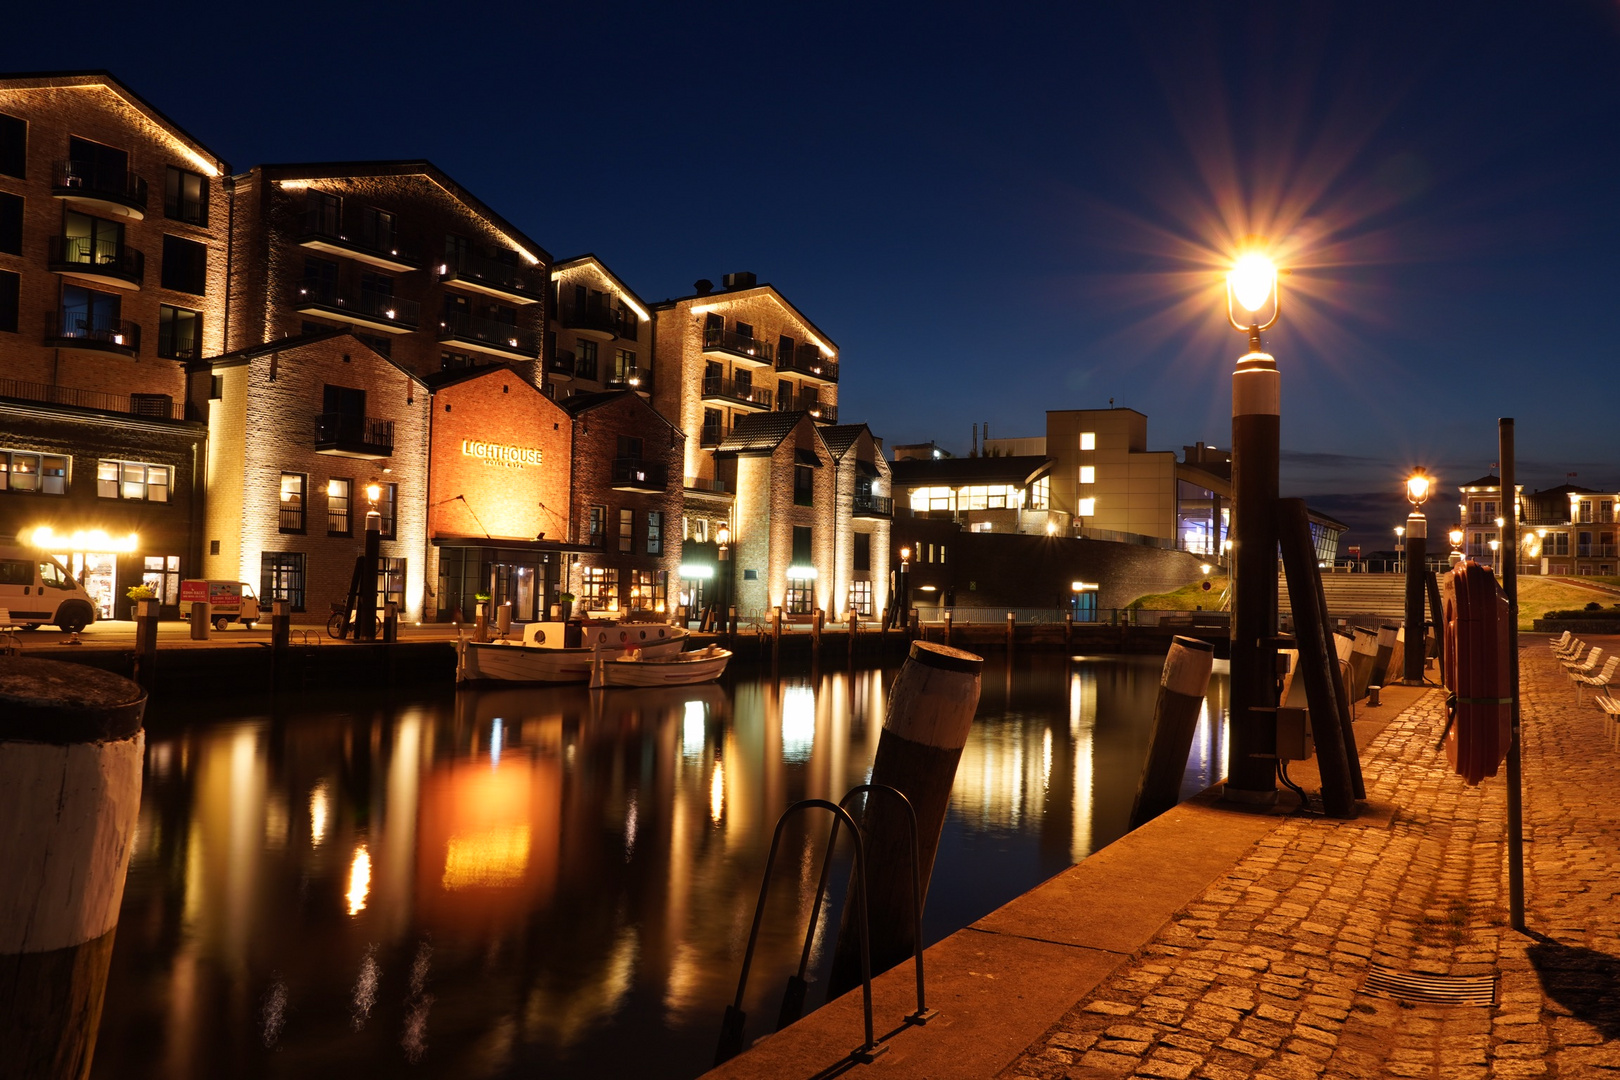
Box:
[591,644,732,688]
[458,621,690,684]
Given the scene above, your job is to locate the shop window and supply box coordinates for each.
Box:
[260,552,306,612]
[142,555,181,606]
[849,580,873,617]
[161,235,207,294]
[629,569,666,613]
[164,166,208,226]
[98,458,170,502]
[327,477,352,536]
[647,511,663,555]
[580,566,618,611]
[279,472,306,532]
[619,509,634,553]
[2,450,68,494]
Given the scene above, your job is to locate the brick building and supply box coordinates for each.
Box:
[224,161,550,388]
[195,330,430,620]
[546,255,652,401]
[818,424,893,618]
[1,71,228,613]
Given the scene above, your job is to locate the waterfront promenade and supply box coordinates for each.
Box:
[706,637,1620,1080]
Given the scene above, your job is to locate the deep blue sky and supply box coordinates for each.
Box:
[8,2,1619,549]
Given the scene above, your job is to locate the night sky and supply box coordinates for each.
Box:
[7,2,1619,551]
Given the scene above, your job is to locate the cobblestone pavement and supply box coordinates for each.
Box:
[998,639,1620,1079]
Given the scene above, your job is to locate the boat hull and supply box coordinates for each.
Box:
[460,624,690,684]
[598,648,732,688]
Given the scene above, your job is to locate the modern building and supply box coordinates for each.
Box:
[546,255,653,400]
[889,454,1057,535]
[1,70,230,615]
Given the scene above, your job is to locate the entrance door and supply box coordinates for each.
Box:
[62,551,118,619]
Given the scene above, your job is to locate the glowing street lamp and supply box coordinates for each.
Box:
[1402,468,1431,683]
[1448,526,1465,569]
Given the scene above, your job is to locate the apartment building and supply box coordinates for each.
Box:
[819,424,893,618]
[546,255,652,400]
[224,161,550,387]
[1497,481,1618,577]
[0,71,229,615]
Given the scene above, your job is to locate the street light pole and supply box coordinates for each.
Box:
[1403,470,1430,684]
[1226,254,1281,802]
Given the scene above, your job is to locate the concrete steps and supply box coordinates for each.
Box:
[1279,571,1406,624]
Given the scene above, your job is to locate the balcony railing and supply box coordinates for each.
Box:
[558,299,617,334]
[777,391,835,421]
[605,368,651,393]
[776,344,839,382]
[156,319,200,361]
[300,212,419,268]
[294,284,420,330]
[546,352,576,378]
[702,326,773,363]
[702,375,772,409]
[53,160,148,214]
[165,191,206,226]
[46,311,140,355]
[315,412,394,457]
[852,492,893,517]
[438,311,539,357]
[0,377,183,420]
[611,457,668,489]
[1577,544,1618,558]
[48,236,145,286]
[700,425,724,447]
[441,249,545,301]
[279,506,306,533]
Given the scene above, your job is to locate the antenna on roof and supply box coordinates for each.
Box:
[971,423,978,458]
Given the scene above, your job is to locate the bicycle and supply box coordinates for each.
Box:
[327,601,382,640]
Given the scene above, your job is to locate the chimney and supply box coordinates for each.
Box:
[971,423,978,458]
[693,279,713,296]
[721,271,757,290]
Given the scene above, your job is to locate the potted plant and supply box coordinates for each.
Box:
[558,591,576,622]
[126,583,157,620]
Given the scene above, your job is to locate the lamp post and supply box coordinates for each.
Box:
[1394,525,1405,573]
[357,480,382,642]
[898,546,911,628]
[1403,469,1430,683]
[716,523,732,633]
[1449,527,1465,570]
[1225,253,1282,801]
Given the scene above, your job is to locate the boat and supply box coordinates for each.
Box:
[591,644,732,688]
[457,620,690,684]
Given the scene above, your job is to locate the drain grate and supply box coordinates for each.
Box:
[1362,964,1496,1006]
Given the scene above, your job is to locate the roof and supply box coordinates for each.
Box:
[1458,474,1502,489]
[715,411,813,453]
[818,424,873,460]
[562,390,684,437]
[889,455,1053,489]
[0,70,230,175]
[653,282,839,354]
[1531,483,1601,497]
[551,254,649,312]
[201,329,428,385]
[1306,508,1350,532]
[248,160,550,265]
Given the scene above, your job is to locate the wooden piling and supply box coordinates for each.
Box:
[1369,623,1398,688]
[133,599,158,692]
[0,657,145,1080]
[829,642,983,997]
[848,610,858,661]
[1129,635,1215,828]
[943,610,952,646]
[1005,611,1015,649]
[271,600,291,690]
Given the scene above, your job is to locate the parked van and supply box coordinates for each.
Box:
[179,580,261,630]
[0,545,99,632]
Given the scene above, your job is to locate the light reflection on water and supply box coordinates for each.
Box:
[95,652,1227,1080]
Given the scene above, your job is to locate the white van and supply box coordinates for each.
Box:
[0,546,99,632]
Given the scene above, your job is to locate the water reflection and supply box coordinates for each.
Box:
[97,653,1226,1080]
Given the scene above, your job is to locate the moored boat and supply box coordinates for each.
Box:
[591,644,732,688]
[458,620,690,684]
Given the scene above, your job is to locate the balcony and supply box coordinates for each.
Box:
[438,310,539,359]
[611,457,668,492]
[776,343,839,383]
[702,375,772,411]
[605,367,652,395]
[546,352,576,382]
[852,492,893,518]
[299,214,419,272]
[293,284,419,334]
[777,391,836,422]
[315,412,394,459]
[1519,511,1568,526]
[52,160,148,219]
[1577,544,1618,559]
[45,312,140,358]
[702,326,773,366]
[700,425,724,447]
[48,236,144,289]
[0,377,184,421]
[557,299,618,339]
[440,249,544,304]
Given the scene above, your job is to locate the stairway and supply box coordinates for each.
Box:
[1278,571,1406,626]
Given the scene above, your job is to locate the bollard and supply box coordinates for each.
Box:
[133,599,159,692]
[0,657,145,1080]
[497,601,512,638]
[189,600,211,641]
[811,608,823,654]
[830,642,983,996]
[1370,623,1398,687]
[908,607,919,639]
[1005,611,1015,649]
[474,602,489,644]
[943,610,953,646]
[727,604,738,639]
[1064,611,1073,647]
[1129,636,1216,828]
[848,610,858,660]
[383,601,399,644]
[271,600,291,650]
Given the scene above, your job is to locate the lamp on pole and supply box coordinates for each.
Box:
[357,479,383,642]
[1448,527,1465,570]
[1225,252,1282,801]
[716,523,732,632]
[1403,469,1430,683]
[898,545,912,625]
[1394,525,1405,573]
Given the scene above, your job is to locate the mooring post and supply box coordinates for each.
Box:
[1370,623,1398,688]
[943,610,952,646]
[811,608,822,654]
[1129,635,1215,828]
[0,657,145,1080]
[1064,610,1073,647]
[829,642,983,997]
[271,600,291,690]
[133,599,158,692]
[1005,611,1015,649]
[474,601,489,644]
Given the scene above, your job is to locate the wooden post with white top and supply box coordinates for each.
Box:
[1129,636,1216,828]
[0,657,145,1080]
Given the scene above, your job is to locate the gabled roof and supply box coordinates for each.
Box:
[889,454,1053,489]
[1458,474,1502,489]
[202,329,428,385]
[1532,483,1601,497]
[0,69,229,175]
[818,424,878,461]
[716,411,815,454]
[249,160,549,265]
[422,363,551,397]
[552,254,650,318]
[561,389,683,437]
[654,282,838,354]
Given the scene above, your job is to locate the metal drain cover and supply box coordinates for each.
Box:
[1362,964,1496,1006]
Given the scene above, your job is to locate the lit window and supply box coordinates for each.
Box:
[2,450,68,495]
[1079,466,1095,485]
[98,458,171,502]
[1079,498,1096,516]
[1080,432,1096,450]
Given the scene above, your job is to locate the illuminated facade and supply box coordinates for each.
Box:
[1484,478,1619,577]
[546,255,652,401]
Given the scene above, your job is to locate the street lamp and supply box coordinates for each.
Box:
[716,523,732,633]
[357,478,383,642]
[1224,251,1282,801]
[1402,469,1430,684]
[1448,526,1465,569]
[1394,525,1405,572]
[898,545,912,631]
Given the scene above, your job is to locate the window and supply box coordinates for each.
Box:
[157,305,201,360]
[62,211,123,269]
[303,256,338,303]
[0,270,18,334]
[854,532,871,571]
[576,338,598,380]
[619,508,634,553]
[702,408,723,444]
[307,190,341,235]
[164,167,208,226]
[59,283,122,341]
[0,192,20,255]
[142,555,181,606]
[69,138,128,186]
[378,483,397,539]
[786,579,814,615]
[97,459,170,502]
[323,384,365,418]
[735,321,753,339]
[587,505,606,547]
[617,435,643,460]
[377,557,407,610]
[2,450,68,494]
[358,206,396,253]
[1080,432,1096,450]
[0,112,24,179]
[792,525,813,565]
[279,473,306,532]
[359,270,392,305]
[1079,466,1095,485]
[580,566,618,611]
[160,235,207,294]
[647,511,663,555]
[794,464,814,506]
[1079,497,1096,517]
[1580,501,1593,524]
[614,348,637,384]
[629,569,666,613]
[327,477,352,535]
[260,552,306,612]
[849,580,873,617]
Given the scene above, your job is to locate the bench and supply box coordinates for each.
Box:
[1596,691,1620,719]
